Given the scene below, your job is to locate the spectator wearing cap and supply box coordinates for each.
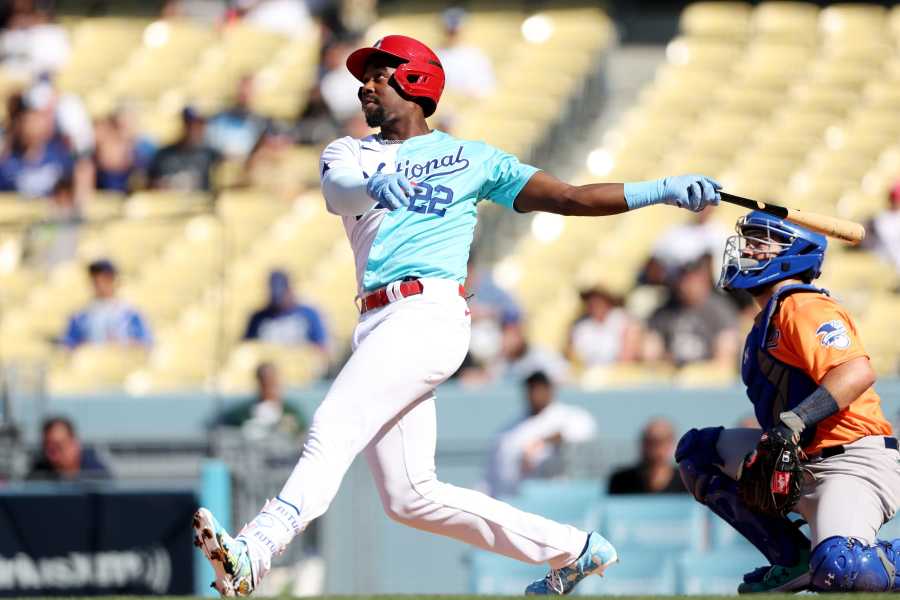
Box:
[485,371,596,498]
[148,106,221,192]
[567,287,642,369]
[643,255,739,368]
[61,259,153,349]
[27,416,111,481]
[206,75,269,160]
[435,8,496,99]
[244,270,328,353]
[608,418,686,495]
[867,181,900,281]
[0,89,74,198]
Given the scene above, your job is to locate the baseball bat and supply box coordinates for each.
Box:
[720,192,866,245]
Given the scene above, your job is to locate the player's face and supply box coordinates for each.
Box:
[358,57,414,127]
[741,227,783,261]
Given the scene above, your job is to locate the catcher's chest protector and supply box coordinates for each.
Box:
[742,284,825,440]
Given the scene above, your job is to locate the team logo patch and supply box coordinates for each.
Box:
[816,320,851,349]
[765,328,780,349]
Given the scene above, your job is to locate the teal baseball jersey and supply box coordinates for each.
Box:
[319,130,539,293]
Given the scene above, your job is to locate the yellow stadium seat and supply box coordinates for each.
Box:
[679,2,752,38]
[674,361,739,388]
[580,363,675,390]
[819,4,888,40]
[752,2,820,42]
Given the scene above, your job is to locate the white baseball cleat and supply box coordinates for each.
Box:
[193,508,258,597]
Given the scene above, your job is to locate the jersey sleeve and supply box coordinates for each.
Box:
[319,136,361,180]
[773,296,869,382]
[477,145,540,210]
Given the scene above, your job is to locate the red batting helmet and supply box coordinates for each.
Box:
[346,35,445,117]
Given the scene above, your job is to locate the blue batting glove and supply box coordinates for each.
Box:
[624,174,722,212]
[366,167,416,211]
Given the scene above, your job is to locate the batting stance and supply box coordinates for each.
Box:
[677,210,900,593]
[193,35,721,597]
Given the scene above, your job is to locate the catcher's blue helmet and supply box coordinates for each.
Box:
[718,210,827,291]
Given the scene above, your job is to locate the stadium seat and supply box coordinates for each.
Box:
[468,550,546,595]
[602,495,706,551]
[502,479,603,530]
[708,512,760,553]
[676,548,763,594]
[679,2,752,39]
[577,548,678,595]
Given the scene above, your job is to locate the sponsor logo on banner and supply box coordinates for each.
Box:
[0,547,171,593]
[816,319,851,349]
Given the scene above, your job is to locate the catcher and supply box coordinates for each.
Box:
[675,210,900,593]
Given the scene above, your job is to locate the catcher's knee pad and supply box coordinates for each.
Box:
[675,427,725,502]
[810,536,900,591]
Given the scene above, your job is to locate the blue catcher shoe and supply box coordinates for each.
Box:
[525,531,618,595]
[193,508,258,597]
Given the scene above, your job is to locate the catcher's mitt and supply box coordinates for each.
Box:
[738,429,805,516]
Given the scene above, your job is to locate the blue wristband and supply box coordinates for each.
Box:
[624,179,663,210]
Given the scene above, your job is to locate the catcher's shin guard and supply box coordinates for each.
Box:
[810,537,900,592]
[676,427,810,566]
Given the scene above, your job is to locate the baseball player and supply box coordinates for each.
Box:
[676,210,900,593]
[193,34,721,597]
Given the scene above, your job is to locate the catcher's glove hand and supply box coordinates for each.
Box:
[738,424,805,517]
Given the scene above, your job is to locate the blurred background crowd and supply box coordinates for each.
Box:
[1,0,900,596]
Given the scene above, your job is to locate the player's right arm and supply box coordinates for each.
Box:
[319,137,414,216]
[513,171,721,216]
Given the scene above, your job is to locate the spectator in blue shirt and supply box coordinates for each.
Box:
[244,270,328,353]
[61,258,153,349]
[205,75,268,159]
[0,90,73,198]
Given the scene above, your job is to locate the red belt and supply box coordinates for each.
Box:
[360,279,466,313]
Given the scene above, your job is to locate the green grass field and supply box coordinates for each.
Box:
[58,594,884,600]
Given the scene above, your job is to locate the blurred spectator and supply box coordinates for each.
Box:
[93,105,156,192]
[567,287,641,368]
[0,0,70,80]
[61,259,153,349]
[435,8,496,99]
[224,0,314,37]
[148,106,221,192]
[244,270,328,352]
[485,371,596,498]
[737,414,759,428]
[161,0,227,23]
[23,174,80,269]
[319,35,365,125]
[643,256,739,367]
[498,320,569,384]
[206,75,268,159]
[27,416,110,481]
[651,206,729,273]
[0,89,73,198]
[244,121,300,197]
[218,362,306,439]
[608,418,686,495]
[867,181,900,279]
[457,261,523,379]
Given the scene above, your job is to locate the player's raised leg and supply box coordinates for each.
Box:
[195,286,471,595]
[363,390,617,595]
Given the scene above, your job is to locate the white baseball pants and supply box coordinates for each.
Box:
[253,278,586,569]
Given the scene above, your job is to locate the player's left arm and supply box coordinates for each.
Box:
[771,302,876,442]
[513,171,722,216]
